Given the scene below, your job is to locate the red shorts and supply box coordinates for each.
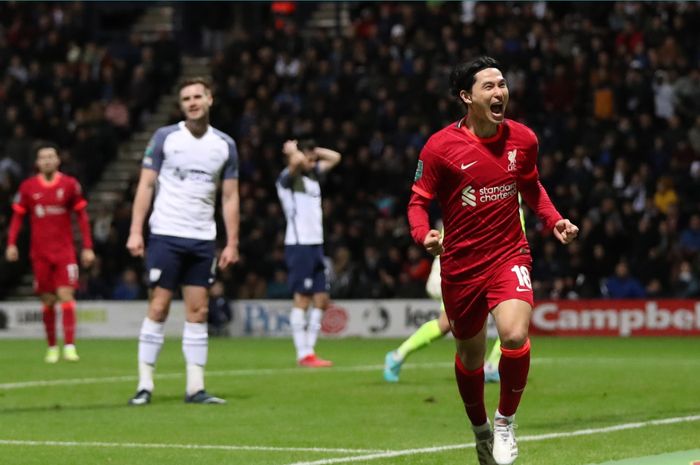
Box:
[441,255,534,340]
[32,255,79,294]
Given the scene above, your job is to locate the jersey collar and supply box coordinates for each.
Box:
[37,172,62,187]
[456,117,505,144]
[180,120,212,138]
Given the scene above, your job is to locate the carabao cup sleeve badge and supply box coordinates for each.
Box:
[414,160,424,182]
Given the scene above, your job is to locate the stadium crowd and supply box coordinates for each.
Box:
[1,2,699,301]
[0,3,178,298]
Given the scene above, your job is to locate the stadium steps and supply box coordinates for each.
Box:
[305,2,351,33]
[131,5,175,40]
[5,5,185,300]
[87,55,211,219]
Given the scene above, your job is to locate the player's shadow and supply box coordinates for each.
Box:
[0,402,138,415]
[0,390,253,414]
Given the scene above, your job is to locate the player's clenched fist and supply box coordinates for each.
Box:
[553,219,579,245]
[5,244,18,262]
[423,229,444,256]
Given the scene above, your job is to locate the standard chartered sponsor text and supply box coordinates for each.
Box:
[479,182,517,203]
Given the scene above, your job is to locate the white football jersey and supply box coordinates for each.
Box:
[276,166,324,245]
[143,122,238,240]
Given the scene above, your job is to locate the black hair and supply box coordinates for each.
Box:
[449,56,502,99]
[34,141,59,157]
[297,138,317,152]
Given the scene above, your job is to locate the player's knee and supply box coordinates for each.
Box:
[499,330,529,349]
[312,293,329,310]
[186,306,208,323]
[41,295,57,307]
[147,303,169,322]
[56,290,74,303]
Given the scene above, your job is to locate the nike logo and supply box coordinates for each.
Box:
[516,286,530,292]
[461,161,477,170]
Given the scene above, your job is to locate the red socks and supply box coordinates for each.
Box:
[498,338,531,417]
[61,301,76,345]
[42,301,78,347]
[42,304,56,347]
[454,354,487,427]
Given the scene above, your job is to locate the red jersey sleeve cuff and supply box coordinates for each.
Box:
[11,204,26,215]
[545,216,563,231]
[411,185,433,199]
[73,199,88,211]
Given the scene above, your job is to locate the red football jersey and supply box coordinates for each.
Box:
[412,118,562,282]
[11,173,88,260]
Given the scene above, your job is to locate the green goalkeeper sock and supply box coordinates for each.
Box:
[396,319,444,361]
[486,337,502,366]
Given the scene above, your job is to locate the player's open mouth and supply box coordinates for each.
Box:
[490,103,504,117]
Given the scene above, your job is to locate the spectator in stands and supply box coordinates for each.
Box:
[604,260,646,298]
[670,260,700,298]
[653,176,679,216]
[2,2,699,302]
[266,268,292,299]
[208,280,233,336]
[679,214,700,257]
[112,267,141,300]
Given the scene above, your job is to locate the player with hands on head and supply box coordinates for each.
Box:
[126,77,240,406]
[276,138,341,367]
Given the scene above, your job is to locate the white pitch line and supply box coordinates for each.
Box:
[3,357,698,390]
[0,362,453,390]
[285,414,700,465]
[0,439,387,454]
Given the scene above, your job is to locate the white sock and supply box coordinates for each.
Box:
[186,363,205,396]
[182,321,208,365]
[183,322,208,395]
[137,318,164,392]
[495,410,515,424]
[138,362,155,392]
[473,419,491,434]
[306,308,323,355]
[290,307,311,360]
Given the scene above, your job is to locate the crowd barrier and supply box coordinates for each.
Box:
[0,299,698,339]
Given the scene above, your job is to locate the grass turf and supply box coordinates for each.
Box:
[0,336,698,464]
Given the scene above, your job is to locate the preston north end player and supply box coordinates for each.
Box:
[126,77,240,405]
[276,139,340,367]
